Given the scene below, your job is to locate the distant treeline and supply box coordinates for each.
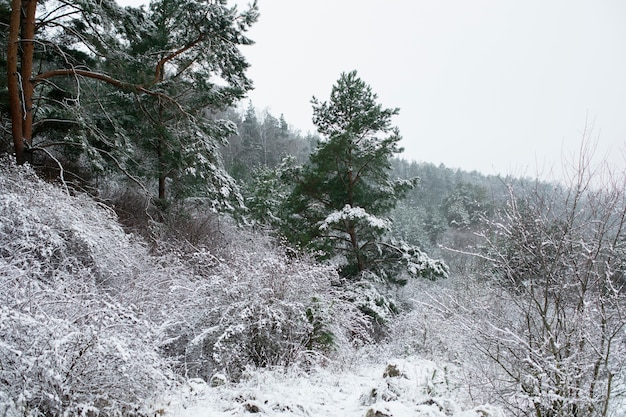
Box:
[220,103,544,254]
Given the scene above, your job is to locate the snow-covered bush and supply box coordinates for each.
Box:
[160,239,371,381]
[385,275,516,413]
[471,147,626,416]
[0,303,169,417]
[0,156,376,415]
[343,277,399,326]
[0,159,172,417]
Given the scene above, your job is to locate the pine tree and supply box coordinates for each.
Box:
[283,71,447,282]
[5,0,257,208]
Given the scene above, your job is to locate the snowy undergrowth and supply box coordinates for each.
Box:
[387,271,626,417]
[386,276,507,407]
[160,245,371,382]
[0,161,174,417]
[160,357,503,417]
[0,159,372,415]
[0,159,506,416]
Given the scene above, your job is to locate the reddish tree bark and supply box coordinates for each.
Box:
[20,0,37,151]
[5,1,183,166]
[7,0,37,164]
[7,0,25,164]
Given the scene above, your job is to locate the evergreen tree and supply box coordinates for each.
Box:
[240,102,262,156]
[4,0,257,208]
[238,157,299,230]
[283,71,447,282]
[279,114,290,137]
[117,0,257,204]
[260,112,282,167]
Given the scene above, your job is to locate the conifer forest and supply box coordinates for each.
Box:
[1,1,625,416]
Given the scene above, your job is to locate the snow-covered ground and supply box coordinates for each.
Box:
[160,356,503,417]
[4,157,623,417]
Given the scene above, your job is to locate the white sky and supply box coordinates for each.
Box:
[123,0,626,178]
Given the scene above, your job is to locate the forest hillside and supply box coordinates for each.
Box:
[1,1,625,416]
[1,158,509,417]
[2,132,626,417]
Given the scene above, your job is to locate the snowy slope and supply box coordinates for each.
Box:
[162,356,503,417]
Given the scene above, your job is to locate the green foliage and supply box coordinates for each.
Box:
[221,104,316,181]
[281,71,446,283]
[95,0,257,204]
[343,278,399,324]
[237,157,300,229]
[306,70,411,216]
[305,297,335,351]
[390,159,505,252]
[442,181,492,228]
[7,0,258,209]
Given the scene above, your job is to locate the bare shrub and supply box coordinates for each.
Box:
[471,141,626,416]
[100,183,230,254]
[99,184,155,234]
[157,232,371,381]
[387,140,626,416]
[0,159,172,417]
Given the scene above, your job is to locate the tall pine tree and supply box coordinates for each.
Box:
[4,0,257,208]
[283,71,447,282]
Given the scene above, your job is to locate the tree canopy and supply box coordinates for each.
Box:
[4,0,258,205]
[282,71,447,282]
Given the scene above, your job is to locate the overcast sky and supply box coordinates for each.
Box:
[123,0,626,179]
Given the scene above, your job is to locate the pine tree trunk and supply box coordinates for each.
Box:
[7,0,24,164]
[7,0,36,165]
[157,134,166,200]
[348,227,365,272]
[159,176,166,200]
[20,0,37,154]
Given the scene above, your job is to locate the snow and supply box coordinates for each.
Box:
[0,159,499,417]
[0,158,499,417]
[320,205,390,231]
[159,357,504,417]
